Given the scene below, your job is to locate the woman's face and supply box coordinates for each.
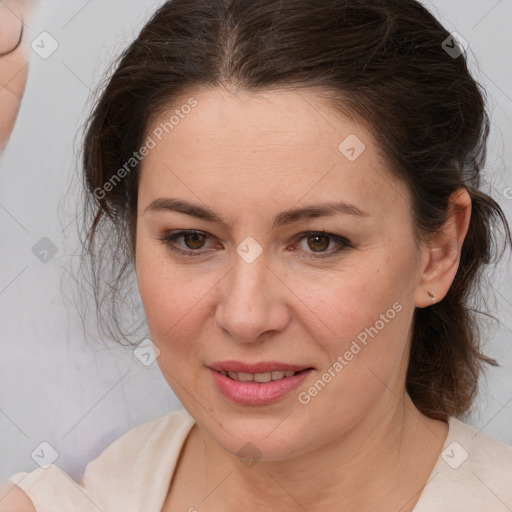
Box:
[135,87,427,460]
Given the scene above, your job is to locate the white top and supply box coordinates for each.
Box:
[8,409,512,511]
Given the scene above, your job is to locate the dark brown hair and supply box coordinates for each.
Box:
[80,0,511,420]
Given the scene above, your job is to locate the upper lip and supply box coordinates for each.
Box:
[207,361,313,373]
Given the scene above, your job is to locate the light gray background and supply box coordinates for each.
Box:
[1,0,511,481]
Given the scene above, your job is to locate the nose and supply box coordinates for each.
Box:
[214,252,291,343]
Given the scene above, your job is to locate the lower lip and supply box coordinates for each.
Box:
[209,368,313,405]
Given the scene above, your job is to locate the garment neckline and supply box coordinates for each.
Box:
[156,410,457,511]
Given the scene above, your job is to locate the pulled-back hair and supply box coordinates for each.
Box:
[80,0,511,420]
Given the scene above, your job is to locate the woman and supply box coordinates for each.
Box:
[2,0,511,510]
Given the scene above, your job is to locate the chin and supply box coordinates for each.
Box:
[201,410,316,461]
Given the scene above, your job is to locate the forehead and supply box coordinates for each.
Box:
[138,87,409,222]
[145,86,363,161]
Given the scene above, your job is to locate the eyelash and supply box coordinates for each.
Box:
[157,230,352,260]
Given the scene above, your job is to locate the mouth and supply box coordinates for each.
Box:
[216,369,311,382]
[207,361,314,378]
[206,362,315,405]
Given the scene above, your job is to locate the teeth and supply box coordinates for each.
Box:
[221,370,300,382]
[254,372,272,383]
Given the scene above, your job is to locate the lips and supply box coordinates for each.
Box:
[206,361,314,405]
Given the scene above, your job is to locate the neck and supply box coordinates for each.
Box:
[195,394,448,512]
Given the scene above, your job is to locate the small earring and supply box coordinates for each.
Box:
[427,291,436,303]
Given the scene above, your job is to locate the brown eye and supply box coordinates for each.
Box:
[293,231,351,260]
[183,232,207,249]
[159,230,217,258]
[306,233,330,252]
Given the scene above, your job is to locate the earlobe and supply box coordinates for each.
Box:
[413,188,472,308]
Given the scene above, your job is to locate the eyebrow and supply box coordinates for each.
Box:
[144,197,370,228]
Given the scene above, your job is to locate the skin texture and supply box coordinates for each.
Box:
[0,483,35,511]
[1,86,471,511]
[133,86,472,511]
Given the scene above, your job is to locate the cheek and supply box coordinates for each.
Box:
[291,271,412,427]
[292,258,408,342]
[135,243,219,356]
[287,248,415,396]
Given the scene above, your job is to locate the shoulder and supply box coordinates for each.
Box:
[0,483,36,511]
[446,417,512,474]
[80,408,195,507]
[82,408,195,477]
[414,417,512,512]
[5,409,195,511]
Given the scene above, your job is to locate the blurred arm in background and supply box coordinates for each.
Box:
[0,0,38,152]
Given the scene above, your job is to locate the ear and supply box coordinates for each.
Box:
[413,188,472,308]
